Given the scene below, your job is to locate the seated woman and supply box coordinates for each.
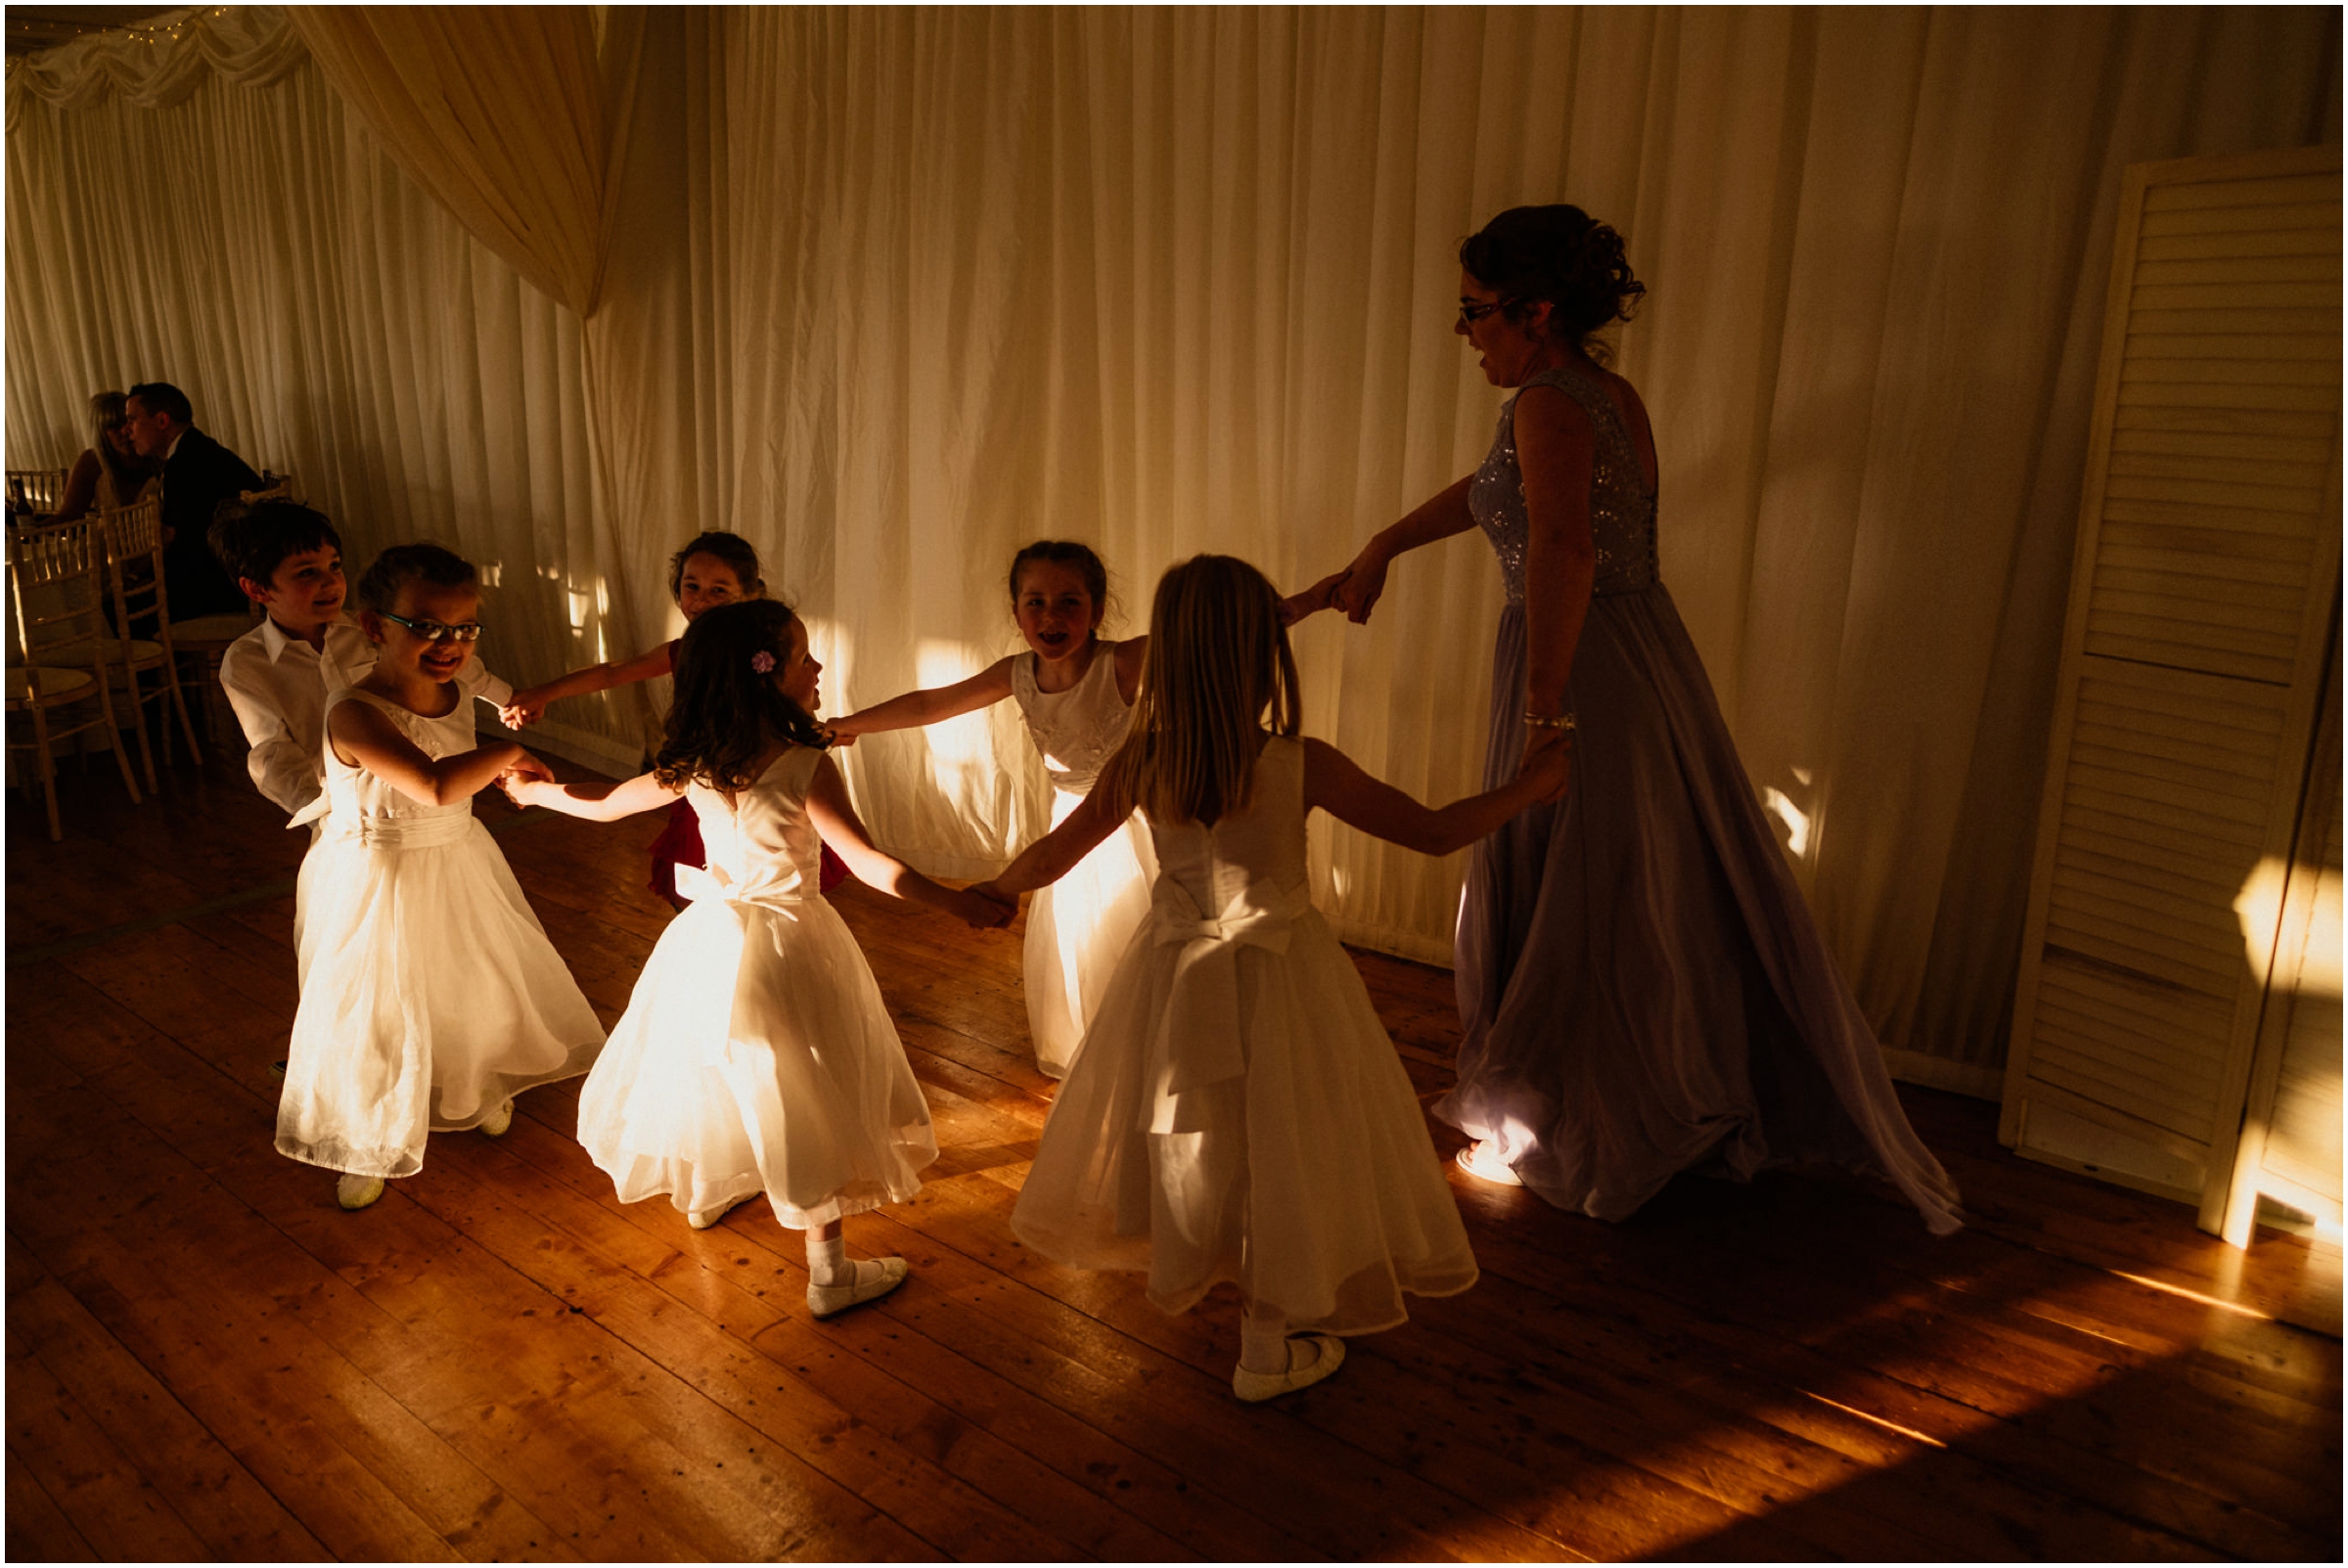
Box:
[53,390,159,521]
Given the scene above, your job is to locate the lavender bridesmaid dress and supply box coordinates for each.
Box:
[1439,367,1963,1235]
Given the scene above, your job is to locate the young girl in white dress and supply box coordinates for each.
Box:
[971,556,1570,1400]
[506,599,1011,1319]
[830,541,1153,1078]
[276,545,606,1213]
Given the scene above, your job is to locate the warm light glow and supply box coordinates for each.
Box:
[1761,785,1811,859]
[914,636,999,788]
[2111,1270,2273,1321]
[2235,854,2343,998]
[2293,865,2342,999]
[1798,1391,1949,1449]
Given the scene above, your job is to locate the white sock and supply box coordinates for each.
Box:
[807,1232,847,1285]
[1241,1303,1313,1374]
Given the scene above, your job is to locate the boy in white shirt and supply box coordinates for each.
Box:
[211,502,523,1082]
[210,502,514,825]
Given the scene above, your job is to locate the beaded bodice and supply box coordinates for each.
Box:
[1012,645,1136,795]
[1469,366,1658,603]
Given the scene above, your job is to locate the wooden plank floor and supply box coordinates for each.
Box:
[8,746,2342,1562]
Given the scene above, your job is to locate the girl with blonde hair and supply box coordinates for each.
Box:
[973,555,1567,1401]
[54,390,159,520]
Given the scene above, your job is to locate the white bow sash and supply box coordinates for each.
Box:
[322,808,474,850]
[677,859,811,1066]
[1143,875,1310,1133]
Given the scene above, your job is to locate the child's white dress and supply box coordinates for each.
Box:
[276,689,606,1179]
[575,746,937,1228]
[1012,737,1478,1334]
[1011,647,1157,1078]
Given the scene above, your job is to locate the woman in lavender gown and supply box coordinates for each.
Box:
[1296,205,1961,1233]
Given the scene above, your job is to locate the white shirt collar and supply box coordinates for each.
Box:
[257,611,366,666]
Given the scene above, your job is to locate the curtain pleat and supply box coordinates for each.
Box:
[285,5,611,319]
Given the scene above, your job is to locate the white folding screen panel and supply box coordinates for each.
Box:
[2222,643,2343,1245]
[2003,144,2342,1233]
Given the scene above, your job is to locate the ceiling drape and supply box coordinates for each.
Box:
[284,5,618,321]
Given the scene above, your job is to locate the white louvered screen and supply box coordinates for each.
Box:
[2222,646,2343,1244]
[2003,144,2341,1235]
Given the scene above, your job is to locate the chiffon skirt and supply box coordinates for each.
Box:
[576,891,935,1229]
[1021,789,1156,1078]
[276,819,606,1179]
[1014,904,1478,1332]
[1442,587,1963,1234]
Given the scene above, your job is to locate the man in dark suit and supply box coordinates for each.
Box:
[125,381,263,618]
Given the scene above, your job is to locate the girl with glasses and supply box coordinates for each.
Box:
[274,543,605,1213]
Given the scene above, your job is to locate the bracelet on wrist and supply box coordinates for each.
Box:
[1523,710,1576,731]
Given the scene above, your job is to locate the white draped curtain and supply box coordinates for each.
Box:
[7,5,2338,1093]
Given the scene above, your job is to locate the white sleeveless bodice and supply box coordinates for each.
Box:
[1011,645,1134,794]
[683,745,826,908]
[320,687,476,848]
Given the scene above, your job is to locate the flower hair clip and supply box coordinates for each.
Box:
[750,650,776,674]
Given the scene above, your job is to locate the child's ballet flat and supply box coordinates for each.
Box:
[1455,1142,1522,1186]
[807,1256,908,1319]
[1233,1334,1346,1403]
[687,1194,751,1231]
[337,1174,385,1211]
[477,1098,516,1138]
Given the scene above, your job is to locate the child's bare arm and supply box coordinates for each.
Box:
[1301,737,1567,856]
[503,769,681,822]
[969,764,1128,903]
[827,656,1016,737]
[1110,636,1149,704]
[328,699,528,808]
[504,643,676,727]
[805,755,1011,926]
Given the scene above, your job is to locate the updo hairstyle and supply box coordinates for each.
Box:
[1459,205,1646,360]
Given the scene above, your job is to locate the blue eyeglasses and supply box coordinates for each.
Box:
[378,610,484,643]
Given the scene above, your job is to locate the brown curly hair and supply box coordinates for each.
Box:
[654,599,828,791]
[1460,205,1646,362]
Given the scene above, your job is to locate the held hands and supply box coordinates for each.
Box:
[1279,570,1350,626]
[1518,730,1573,802]
[498,752,555,806]
[956,881,1017,929]
[499,688,552,730]
[503,748,555,784]
[1332,546,1389,624]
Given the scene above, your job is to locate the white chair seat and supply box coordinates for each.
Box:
[7,664,97,704]
[47,637,167,668]
[170,613,255,648]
